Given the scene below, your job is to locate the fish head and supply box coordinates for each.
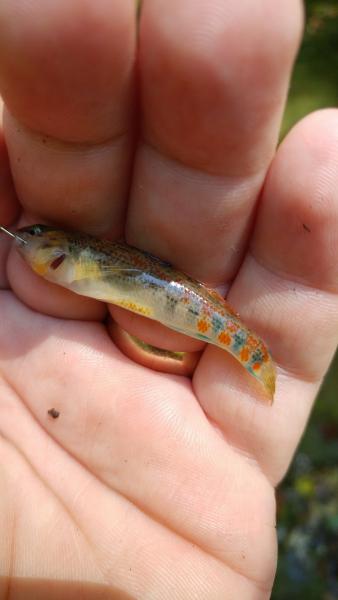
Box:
[15,224,78,284]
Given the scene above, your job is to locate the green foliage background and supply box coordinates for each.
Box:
[273,2,338,598]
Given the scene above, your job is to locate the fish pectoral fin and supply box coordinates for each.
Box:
[69,278,153,317]
[74,263,143,281]
[100,266,143,275]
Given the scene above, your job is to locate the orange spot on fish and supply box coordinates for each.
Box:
[240,347,250,362]
[227,321,239,333]
[247,335,259,349]
[197,319,209,333]
[252,362,261,371]
[218,331,231,345]
[133,256,147,269]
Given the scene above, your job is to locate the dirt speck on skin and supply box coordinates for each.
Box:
[48,408,60,419]
[303,223,311,233]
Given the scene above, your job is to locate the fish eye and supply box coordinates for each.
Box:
[27,225,45,236]
[17,224,52,237]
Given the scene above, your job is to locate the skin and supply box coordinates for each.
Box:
[0,0,338,598]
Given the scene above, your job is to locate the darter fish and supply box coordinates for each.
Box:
[1,224,276,400]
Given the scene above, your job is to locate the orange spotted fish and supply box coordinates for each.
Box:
[0,224,276,400]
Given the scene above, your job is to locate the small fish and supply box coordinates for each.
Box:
[1,224,276,400]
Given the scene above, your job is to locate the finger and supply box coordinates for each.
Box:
[0,106,18,225]
[111,0,302,370]
[109,306,205,352]
[126,0,303,284]
[194,109,338,483]
[0,0,136,236]
[0,0,136,316]
[107,297,206,375]
[0,102,19,288]
[1,294,276,589]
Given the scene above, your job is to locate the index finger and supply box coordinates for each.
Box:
[0,0,137,317]
[108,0,303,355]
[127,0,303,284]
[0,0,136,235]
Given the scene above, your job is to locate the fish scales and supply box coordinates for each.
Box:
[0,224,276,400]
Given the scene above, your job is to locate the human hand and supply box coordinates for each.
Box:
[1,1,338,598]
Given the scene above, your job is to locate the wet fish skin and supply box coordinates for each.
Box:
[1,224,276,400]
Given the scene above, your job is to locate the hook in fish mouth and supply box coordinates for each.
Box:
[0,225,27,245]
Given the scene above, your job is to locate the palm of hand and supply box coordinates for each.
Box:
[1,294,276,599]
[1,2,338,599]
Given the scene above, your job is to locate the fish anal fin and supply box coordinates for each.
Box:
[114,299,153,317]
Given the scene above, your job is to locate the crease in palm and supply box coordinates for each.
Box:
[1,1,337,598]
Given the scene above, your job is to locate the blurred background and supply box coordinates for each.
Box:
[273,1,338,598]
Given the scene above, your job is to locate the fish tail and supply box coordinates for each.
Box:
[256,360,276,403]
[207,307,276,401]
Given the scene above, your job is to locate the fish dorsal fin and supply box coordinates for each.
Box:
[141,249,172,268]
[205,286,240,318]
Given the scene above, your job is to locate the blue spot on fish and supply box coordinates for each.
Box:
[250,348,263,365]
[232,330,247,352]
[212,313,224,334]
